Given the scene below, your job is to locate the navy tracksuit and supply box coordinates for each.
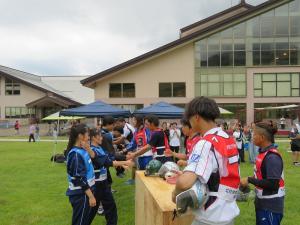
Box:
[88,145,118,225]
[66,147,95,225]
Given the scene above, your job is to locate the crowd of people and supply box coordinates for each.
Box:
[65,96,289,225]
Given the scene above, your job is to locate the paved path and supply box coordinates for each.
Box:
[0,138,68,142]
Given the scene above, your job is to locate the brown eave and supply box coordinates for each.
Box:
[180,1,254,33]
[81,0,290,86]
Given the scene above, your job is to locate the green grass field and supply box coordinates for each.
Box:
[0,141,299,225]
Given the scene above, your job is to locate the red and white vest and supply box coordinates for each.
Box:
[134,128,152,157]
[186,134,202,158]
[254,148,285,199]
[134,128,148,148]
[203,133,240,202]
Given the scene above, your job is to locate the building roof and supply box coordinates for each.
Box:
[0,65,82,105]
[81,0,291,87]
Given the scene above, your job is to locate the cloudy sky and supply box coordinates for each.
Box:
[0,0,266,76]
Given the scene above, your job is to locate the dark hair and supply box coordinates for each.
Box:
[185,97,220,121]
[102,116,115,126]
[255,122,277,143]
[116,117,125,123]
[145,114,159,127]
[113,126,124,134]
[89,128,100,139]
[134,115,144,128]
[180,118,192,128]
[66,124,88,155]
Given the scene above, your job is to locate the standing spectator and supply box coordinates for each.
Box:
[233,124,245,163]
[280,116,286,130]
[28,123,36,142]
[169,122,181,160]
[289,124,300,166]
[248,122,259,164]
[114,117,135,144]
[35,123,40,141]
[161,122,170,141]
[14,120,20,135]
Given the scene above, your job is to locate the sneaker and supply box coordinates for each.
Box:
[111,188,117,193]
[124,179,135,185]
[295,162,300,167]
[97,204,104,216]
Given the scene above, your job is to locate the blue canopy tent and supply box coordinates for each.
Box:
[133,102,184,119]
[60,100,131,118]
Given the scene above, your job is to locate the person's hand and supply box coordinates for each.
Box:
[80,141,90,150]
[89,195,96,207]
[126,152,135,160]
[125,159,135,168]
[240,177,249,188]
[177,160,187,167]
[164,148,173,157]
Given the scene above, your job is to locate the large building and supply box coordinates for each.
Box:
[0,65,94,123]
[81,0,300,125]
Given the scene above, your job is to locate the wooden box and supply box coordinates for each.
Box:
[135,171,194,225]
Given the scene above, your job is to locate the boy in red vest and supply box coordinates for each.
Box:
[240,122,284,225]
[173,97,240,225]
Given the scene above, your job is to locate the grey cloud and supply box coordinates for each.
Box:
[0,0,267,75]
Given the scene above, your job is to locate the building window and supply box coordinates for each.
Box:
[5,78,20,95]
[5,107,36,118]
[254,73,300,97]
[196,73,246,97]
[194,0,300,68]
[113,104,143,113]
[109,83,135,98]
[159,82,186,97]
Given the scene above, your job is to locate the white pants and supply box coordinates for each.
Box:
[191,220,234,225]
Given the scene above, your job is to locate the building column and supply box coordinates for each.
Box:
[246,101,254,125]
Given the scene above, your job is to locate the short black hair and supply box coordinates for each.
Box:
[255,122,277,143]
[113,126,124,134]
[102,116,115,126]
[116,117,126,123]
[185,97,220,121]
[145,114,159,127]
[180,118,191,128]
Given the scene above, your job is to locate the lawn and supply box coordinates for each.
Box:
[0,141,299,225]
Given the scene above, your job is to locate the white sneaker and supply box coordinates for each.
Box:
[97,203,104,216]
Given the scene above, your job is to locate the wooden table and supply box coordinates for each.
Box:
[135,171,194,225]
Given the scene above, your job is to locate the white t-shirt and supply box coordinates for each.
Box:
[123,123,135,139]
[169,128,181,147]
[233,131,243,149]
[184,127,240,225]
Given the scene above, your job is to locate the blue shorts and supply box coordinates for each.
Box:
[138,156,153,170]
[256,209,283,225]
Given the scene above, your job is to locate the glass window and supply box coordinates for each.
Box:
[277,82,291,96]
[234,51,246,66]
[247,17,260,37]
[234,82,246,96]
[262,82,276,96]
[254,74,262,89]
[109,83,122,98]
[173,83,186,97]
[224,83,233,96]
[159,83,172,97]
[208,83,221,96]
[5,78,20,95]
[275,4,289,37]
[123,83,135,98]
[200,83,208,96]
[261,11,274,37]
[254,73,300,97]
[208,51,220,67]
[292,73,300,88]
[234,23,246,39]
[208,74,220,82]
[290,42,300,65]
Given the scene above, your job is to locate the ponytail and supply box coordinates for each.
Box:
[255,122,277,143]
[65,124,88,155]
